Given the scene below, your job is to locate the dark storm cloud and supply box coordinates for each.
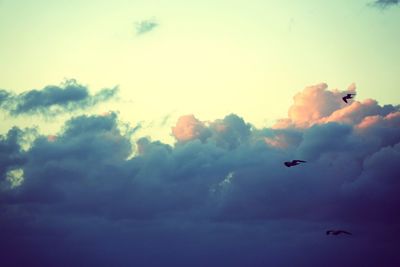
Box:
[372,0,399,8]
[135,19,159,35]
[0,79,118,116]
[0,127,26,184]
[1,83,400,266]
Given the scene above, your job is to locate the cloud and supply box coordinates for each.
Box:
[135,19,158,35]
[0,79,118,116]
[172,114,252,150]
[6,168,24,188]
[1,82,400,266]
[171,114,210,142]
[0,89,10,105]
[273,83,398,129]
[0,127,26,187]
[273,83,357,128]
[371,0,399,8]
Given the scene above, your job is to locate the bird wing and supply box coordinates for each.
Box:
[294,160,306,163]
[340,230,352,235]
[342,97,348,103]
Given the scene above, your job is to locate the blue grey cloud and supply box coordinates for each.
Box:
[0,89,10,105]
[0,127,26,186]
[135,19,158,35]
[372,0,399,8]
[1,83,400,266]
[0,79,118,116]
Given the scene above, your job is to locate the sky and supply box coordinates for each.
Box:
[1,0,400,266]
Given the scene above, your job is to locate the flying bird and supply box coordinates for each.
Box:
[284,160,306,167]
[326,230,352,236]
[342,93,356,103]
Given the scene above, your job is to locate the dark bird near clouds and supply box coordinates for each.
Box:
[284,160,306,167]
[342,94,356,103]
[326,230,352,235]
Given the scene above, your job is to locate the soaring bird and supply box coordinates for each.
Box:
[342,93,356,103]
[326,230,352,236]
[284,160,306,167]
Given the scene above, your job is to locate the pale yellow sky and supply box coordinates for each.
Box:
[1,0,399,142]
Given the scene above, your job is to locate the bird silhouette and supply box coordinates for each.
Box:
[342,93,356,103]
[284,160,306,167]
[326,230,352,235]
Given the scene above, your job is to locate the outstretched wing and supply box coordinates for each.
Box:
[339,230,352,235]
[342,96,348,103]
[294,160,306,163]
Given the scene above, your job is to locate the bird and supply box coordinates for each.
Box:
[342,93,356,103]
[326,230,352,236]
[284,160,306,167]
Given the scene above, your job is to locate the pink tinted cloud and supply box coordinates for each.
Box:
[211,121,227,133]
[100,111,111,117]
[264,134,289,149]
[47,135,57,142]
[171,115,209,142]
[273,83,357,128]
[288,83,351,127]
[319,99,384,125]
[356,111,400,130]
[272,118,293,129]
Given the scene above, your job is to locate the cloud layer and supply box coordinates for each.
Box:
[1,83,399,266]
[372,0,399,8]
[0,79,118,116]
